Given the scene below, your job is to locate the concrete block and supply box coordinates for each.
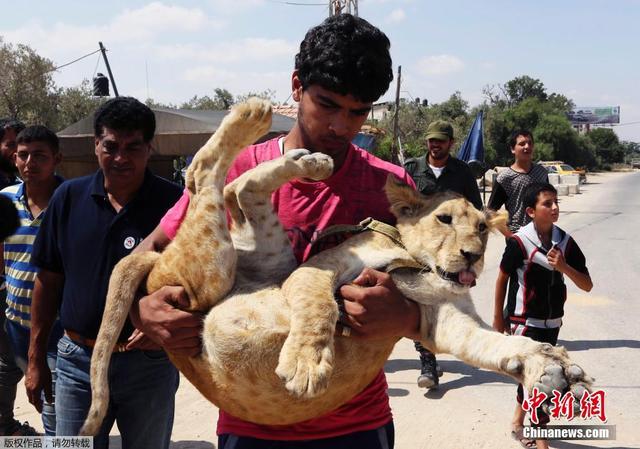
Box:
[548,174,560,185]
[560,174,580,185]
[556,184,570,196]
[477,169,496,188]
[567,184,580,195]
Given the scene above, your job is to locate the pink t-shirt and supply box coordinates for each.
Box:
[160,137,415,440]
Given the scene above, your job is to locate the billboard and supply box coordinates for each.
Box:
[567,106,620,124]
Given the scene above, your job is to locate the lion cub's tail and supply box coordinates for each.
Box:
[80,251,161,436]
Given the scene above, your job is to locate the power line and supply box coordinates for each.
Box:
[48,48,102,73]
[92,52,102,79]
[264,0,326,5]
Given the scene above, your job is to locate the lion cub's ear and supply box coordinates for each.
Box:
[484,208,509,234]
[385,175,429,219]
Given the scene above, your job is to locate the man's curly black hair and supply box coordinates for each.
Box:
[295,14,393,103]
[94,96,156,142]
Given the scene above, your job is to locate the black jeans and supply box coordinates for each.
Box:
[219,421,395,449]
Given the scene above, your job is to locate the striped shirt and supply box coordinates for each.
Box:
[1,178,62,328]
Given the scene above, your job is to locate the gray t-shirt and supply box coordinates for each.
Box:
[488,164,549,232]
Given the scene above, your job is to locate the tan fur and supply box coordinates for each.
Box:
[81,99,591,434]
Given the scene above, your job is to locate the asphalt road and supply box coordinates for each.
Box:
[13,171,639,449]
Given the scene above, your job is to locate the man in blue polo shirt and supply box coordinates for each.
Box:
[26,97,185,449]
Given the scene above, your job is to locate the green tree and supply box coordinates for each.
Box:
[534,114,596,168]
[547,93,575,114]
[181,88,235,110]
[621,140,640,162]
[504,75,547,105]
[235,89,276,104]
[212,88,235,109]
[587,127,619,149]
[587,128,624,164]
[54,80,104,130]
[374,99,431,160]
[0,38,58,126]
[431,91,469,122]
[145,98,178,109]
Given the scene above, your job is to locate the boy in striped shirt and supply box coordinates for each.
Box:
[1,125,64,435]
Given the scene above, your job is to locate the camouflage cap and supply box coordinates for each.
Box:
[425,120,454,141]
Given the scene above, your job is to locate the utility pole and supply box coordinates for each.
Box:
[98,42,119,97]
[391,65,402,165]
[329,0,358,17]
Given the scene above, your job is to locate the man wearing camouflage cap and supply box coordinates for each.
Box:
[404,119,482,389]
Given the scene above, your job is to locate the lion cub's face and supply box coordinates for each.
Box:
[385,176,506,293]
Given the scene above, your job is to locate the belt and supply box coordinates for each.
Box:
[510,316,563,329]
[64,330,129,353]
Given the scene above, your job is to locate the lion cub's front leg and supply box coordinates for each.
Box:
[423,300,592,400]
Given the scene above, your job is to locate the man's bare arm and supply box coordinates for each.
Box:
[127,223,202,355]
[339,268,421,341]
[547,248,593,292]
[493,270,509,333]
[26,269,63,412]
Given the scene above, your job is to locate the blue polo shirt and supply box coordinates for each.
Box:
[31,169,182,340]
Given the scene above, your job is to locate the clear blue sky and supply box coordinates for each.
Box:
[1,0,639,141]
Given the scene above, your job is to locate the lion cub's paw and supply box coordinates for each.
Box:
[225,98,272,145]
[285,148,311,160]
[507,343,593,403]
[298,153,334,181]
[275,335,334,398]
[283,150,333,181]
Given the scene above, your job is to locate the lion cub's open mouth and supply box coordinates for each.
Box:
[436,267,477,286]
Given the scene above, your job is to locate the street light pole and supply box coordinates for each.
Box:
[329,0,358,17]
[391,65,402,165]
[99,42,119,97]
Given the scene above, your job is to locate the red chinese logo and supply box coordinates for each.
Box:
[579,390,607,422]
[549,390,575,420]
[522,387,548,425]
[525,389,608,424]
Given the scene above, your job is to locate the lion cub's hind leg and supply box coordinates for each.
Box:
[150,99,273,312]
[185,98,272,195]
[224,149,333,284]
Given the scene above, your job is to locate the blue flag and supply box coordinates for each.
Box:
[457,111,485,178]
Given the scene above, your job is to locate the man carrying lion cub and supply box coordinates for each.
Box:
[123,14,591,449]
[133,13,420,449]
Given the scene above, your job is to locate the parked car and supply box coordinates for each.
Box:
[539,161,587,183]
[632,158,640,169]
